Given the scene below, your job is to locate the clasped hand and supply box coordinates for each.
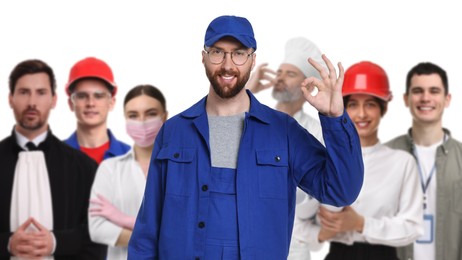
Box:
[89,193,135,230]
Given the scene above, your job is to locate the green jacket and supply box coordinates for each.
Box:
[386,129,462,260]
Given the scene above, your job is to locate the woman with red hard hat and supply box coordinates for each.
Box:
[302,61,424,260]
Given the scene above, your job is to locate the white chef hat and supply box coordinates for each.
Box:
[281,37,327,79]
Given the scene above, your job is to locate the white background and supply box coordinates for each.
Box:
[1,1,460,258]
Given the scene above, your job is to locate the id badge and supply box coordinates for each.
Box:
[416,214,434,243]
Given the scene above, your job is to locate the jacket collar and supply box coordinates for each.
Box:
[406,127,452,154]
[180,89,271,124]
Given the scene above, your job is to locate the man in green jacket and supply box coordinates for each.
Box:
[386,62,462,260]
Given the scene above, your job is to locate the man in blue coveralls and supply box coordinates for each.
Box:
[128,15,364,260]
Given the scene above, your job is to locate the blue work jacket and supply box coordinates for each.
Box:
[129,90,364,260]
[65,129,130,161]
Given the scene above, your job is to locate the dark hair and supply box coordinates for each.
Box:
[9,59,56,95]
[124,84,166,112]
[406,62,448,95]
[343,95,387,116]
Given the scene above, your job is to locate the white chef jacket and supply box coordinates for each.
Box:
[288,108,324,260]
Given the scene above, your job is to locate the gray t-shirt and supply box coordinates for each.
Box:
[208,113,245,169]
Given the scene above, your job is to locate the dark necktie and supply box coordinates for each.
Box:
[26,142,39,151]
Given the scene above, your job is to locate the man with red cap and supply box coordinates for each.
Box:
[128,15,364,260]
[65,57,130,164]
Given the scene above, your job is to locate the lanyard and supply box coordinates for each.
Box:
[412,134,446,210]
[413,151,436,210]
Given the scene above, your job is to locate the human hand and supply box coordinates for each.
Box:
[318,205,364,233]
[89,193,135,230]
[10,218,36,258]
[28,218,54,257]
[301,54,345,117]
[10,218,53,258]
[246,63,276,94]
[318,225,337,242]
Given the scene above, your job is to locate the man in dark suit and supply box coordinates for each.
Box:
[0,59,106,259]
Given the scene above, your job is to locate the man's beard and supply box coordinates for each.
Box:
[272,84,302,102]
[18,109,45,130]
[206,67,250,99]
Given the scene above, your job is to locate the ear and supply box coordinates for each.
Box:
[445,93,452,108]
[8,93,13,109]
[162,111,169,122]
[67,97,75,112]
[403,93,410,108]
[51,94,57,109]
[109,96,116,111]
[202,50,206,65]
[250,53,256,71]
[382,103,388,117]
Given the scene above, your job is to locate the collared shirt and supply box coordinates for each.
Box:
[128,90,364,260]
[89,148,146,260]
[64,129,130,161]
[15,130,47,150]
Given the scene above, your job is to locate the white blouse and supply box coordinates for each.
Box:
[303,143,424,248]
[88,148,146,260]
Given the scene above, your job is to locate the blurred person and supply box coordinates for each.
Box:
[65,57,130,164]
[303,61,424,260]
[246,37,327,259]
[246,37,324,142]
[88,84,168,260]
[387,62,462,260]
[128,15,364,259]
[0,59,106,259]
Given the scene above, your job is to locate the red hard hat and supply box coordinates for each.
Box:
[342,61,392,101]
[65,57,117,96]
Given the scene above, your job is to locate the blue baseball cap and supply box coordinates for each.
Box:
[204,15,257,50]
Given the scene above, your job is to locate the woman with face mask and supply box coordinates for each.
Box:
[88,84,167,260]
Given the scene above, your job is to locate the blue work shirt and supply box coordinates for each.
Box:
[64,129,130,161]
[128,90,364,260]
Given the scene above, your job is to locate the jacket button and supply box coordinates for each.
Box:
[173,153,180,158]
[275,156,281,162]
[198,221,205,228]
[343,118,347,124]
[201,185,208,191]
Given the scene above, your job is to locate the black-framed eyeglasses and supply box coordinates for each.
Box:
[204,48,254,66]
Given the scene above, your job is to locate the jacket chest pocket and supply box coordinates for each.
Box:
[157,147,196,197]
[256,149,289,199]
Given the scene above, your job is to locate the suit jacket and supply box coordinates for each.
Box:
[0,129,106,259]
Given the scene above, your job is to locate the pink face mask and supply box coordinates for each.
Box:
[125,117,163,148]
